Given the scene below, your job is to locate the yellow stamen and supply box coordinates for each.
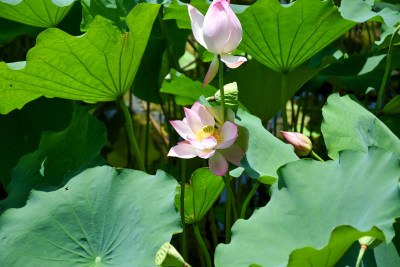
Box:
[197,125,215,140]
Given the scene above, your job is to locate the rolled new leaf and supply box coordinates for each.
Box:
[155,242,191,267]
[174,168,224,224]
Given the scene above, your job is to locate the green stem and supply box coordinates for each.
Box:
[225,174,232,243]
[118,98,146,172]
[193,224,212,267]
[240,181,260,219]
[375,26,400,115]
[180,159,187,260]
[310,150,324,162]
[218,55,226,123]
[356,247,366,267]
[231,189,238,221]
[145,101,151,170]
[281,72,289,131]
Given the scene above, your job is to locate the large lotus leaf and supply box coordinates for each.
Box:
[0,0,76,28]
[224,48,342,123]
[0,97,73,188]
[215,147,400,266]
[340,0,400,27]
[174,168,224,224]
[321,93,400,160]
[236,0,355,73]
[0,3,160,114]
[161,69,217,106]
[81,0,165,31]
[0,106,107,211]
[235,109,299,181]
[0,166,181,266]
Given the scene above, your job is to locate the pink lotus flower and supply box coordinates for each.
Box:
[281,131,312,156]
[168,102,244,176]
[188,0,247,87]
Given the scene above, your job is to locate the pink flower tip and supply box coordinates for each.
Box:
[280,131,312,156]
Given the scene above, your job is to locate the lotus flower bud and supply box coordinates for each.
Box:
[280,131,312,156]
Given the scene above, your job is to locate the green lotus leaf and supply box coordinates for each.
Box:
[224,48,342,123]
[237,0,355,73]
[0,106,107,211]
[235,109,299,180]
[0,97,73,188]
[215,147,400,266]
[321,93,400,159]
[0,0,76,28]
[0,3,160,114]
[0,166,181,266]
[340,0,400,27]
[175,168,224,224]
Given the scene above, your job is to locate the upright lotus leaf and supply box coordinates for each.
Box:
[0,97,73,188]
[0,3,160,114]
[0,166,181,266]
[340,0,400,27]
[0,0,76,28]
[215,147,400,266]
[224,48,342,123]
[0,106,107,210]
[236,0,355,72]
[321,93,400,159]
[80,0,165,31]
[235,109,299,181]
[174,168,224,224]
[161,69,217,106]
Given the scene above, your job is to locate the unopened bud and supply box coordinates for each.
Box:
[155,242,191,267]
[280,131,312,156]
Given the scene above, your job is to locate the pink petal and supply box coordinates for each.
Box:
[196,149,216,159]
[220,54,247,68]
[188,136,218,150]
[203,55,219,87]
[168,141,197,159]
[184,107,203,135]
[170,120,190,140]
[191,102,215,127]
[187,4,207,49]
[220,0,242,53]
[209,151,228,176]
[202,1,230,54]
[218,143,244,166]
[216,121,238,149]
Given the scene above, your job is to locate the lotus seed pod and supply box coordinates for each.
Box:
[358,236,382,249]
[155,242,191,267]
[214,82,239,112]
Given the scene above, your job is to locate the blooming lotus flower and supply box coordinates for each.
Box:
[280,131,312,156]
[188,0,247,87]
[168,102,244,176]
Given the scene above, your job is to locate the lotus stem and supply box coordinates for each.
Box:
[218,55,226,123]
[193,224,212,267]
[281,72,289,131]
[240,181,260,219]
[310,150,325,162]
[118,98,146,172]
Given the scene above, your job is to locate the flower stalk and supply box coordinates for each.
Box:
[240,181,260,219]
[281,72,289,131]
